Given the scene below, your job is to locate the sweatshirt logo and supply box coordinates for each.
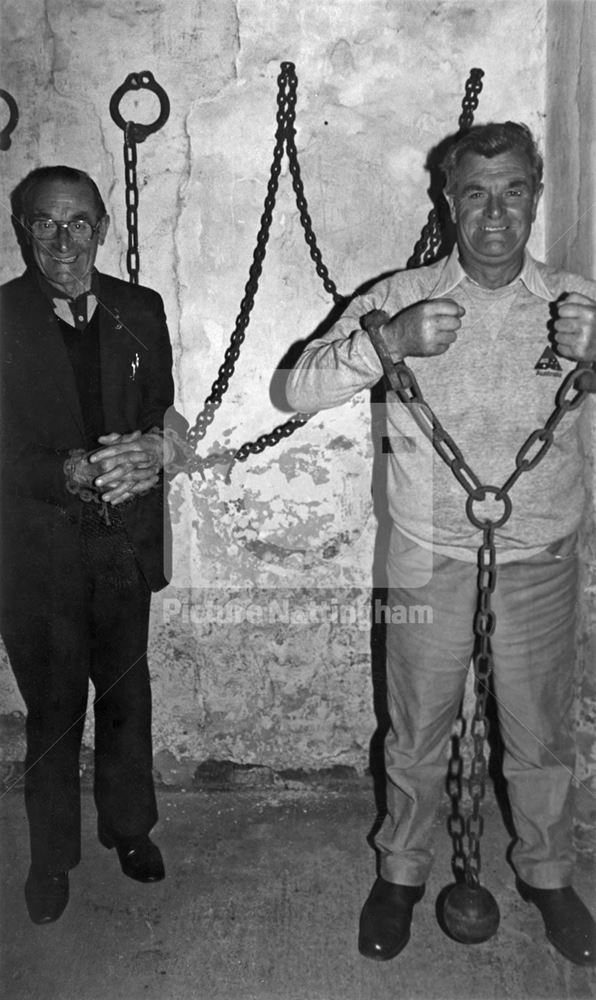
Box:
[534,345,562,378]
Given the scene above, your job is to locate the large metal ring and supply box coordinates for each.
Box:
[465,485,512,529]
[109,71,170,143]
[0,89,19,151]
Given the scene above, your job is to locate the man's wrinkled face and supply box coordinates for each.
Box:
[24,178,109,297]
[445,150,543,287]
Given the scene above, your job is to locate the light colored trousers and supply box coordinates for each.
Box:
[375,528,579,889]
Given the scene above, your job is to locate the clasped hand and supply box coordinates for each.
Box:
[88,430,163,505]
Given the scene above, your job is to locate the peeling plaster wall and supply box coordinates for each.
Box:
[7,1,592,787]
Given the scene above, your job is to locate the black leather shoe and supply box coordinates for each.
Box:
[25,867,69,924]
[358,876,425,960]
[517,877,596,966]
[99,832,165,883]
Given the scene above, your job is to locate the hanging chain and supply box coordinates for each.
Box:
[286,124,344,301]
[446,713,467,880]
[109,64,484,475]
[185,62,345,477]
[406,68,484,270]
[109,70,171,284]
[367,320,596,884]
[188,64,484,476]
[457,67,485,132]
[464,522,496,884]
[123,125,140,284]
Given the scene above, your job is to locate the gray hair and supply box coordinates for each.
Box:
[14,165,107,220]
[441,122,543,195]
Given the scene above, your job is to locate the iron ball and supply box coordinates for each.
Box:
[442,882,500,944]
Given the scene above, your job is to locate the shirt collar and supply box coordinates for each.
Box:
[34,268,100,330]
[34,266,100,302]
[429,247,553,301]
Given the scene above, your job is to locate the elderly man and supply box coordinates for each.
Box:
[0,165,180,923]
[286,122,596,965]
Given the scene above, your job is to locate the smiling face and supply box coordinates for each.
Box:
[445,150,543,289]
[24,178,109,298]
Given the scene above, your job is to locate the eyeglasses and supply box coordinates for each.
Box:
[29,218,103,242]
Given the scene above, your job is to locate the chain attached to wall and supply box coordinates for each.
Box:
[184,61,345,479]
[0,89,19,151]
[110,71,170,284]
[406,68,484,269]
[184,63,485,479]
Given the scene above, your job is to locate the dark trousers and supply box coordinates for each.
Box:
[2,514,158,871]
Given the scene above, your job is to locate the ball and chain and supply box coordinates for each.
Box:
[365,318,596,939]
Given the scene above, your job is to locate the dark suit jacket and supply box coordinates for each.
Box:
[0,268,176,629]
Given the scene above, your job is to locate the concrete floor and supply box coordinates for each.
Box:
[1,781,595,1000]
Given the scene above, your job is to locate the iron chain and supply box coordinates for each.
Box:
[457,68,485,132]
[187,64,483,471]
[0,88,19,151]
[407,67,484,269]
[123,125,140,284]
[464,522,496,884]
[185,61,343,466]
[446,716,467,879]
[369,344,596,886]
[113,62,487,474]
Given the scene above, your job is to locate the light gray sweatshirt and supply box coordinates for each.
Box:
[286,250,596,562]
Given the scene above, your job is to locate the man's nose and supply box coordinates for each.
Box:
[54,224,73,249]
[485,193,504,218]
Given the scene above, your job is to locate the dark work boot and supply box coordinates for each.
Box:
[517,878,596,966]
[358,876,425,960]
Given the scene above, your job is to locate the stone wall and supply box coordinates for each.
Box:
[5,1,591,792]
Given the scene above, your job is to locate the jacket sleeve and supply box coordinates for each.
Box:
[0,435,77,506]
[136,288,177,432]
[0,283,80,506]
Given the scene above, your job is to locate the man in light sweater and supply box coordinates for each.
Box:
[286,122,596,966]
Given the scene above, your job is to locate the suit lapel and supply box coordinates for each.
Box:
[97,280,126,428]
[97,275,145,432]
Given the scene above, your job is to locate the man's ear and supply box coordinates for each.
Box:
[531,183,544,222]
[98,214,110,245]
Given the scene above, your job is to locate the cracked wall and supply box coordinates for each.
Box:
[1,1,592,818]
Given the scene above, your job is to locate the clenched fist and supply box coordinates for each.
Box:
[552,292,596,362]
[363,298,465,361]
